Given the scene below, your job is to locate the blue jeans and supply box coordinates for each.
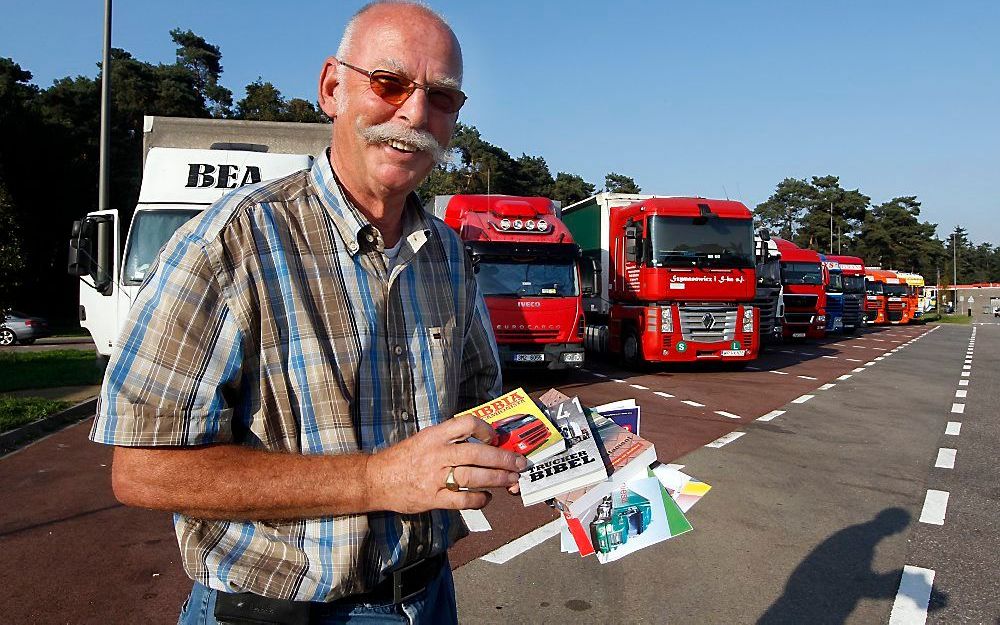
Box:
[178,562,458,625]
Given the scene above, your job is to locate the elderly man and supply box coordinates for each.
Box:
[91,2,524,623]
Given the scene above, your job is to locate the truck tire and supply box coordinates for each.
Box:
[622,328,645,369]
[0,328,15,346]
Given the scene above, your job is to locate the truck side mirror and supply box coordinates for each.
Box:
[68,220,93,277]
[69,216,114,295]
[759,228,771,241]
[580,257,600,297]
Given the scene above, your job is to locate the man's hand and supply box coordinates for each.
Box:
[365,415,527,513]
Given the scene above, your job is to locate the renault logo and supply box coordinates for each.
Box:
[702,313,716,330]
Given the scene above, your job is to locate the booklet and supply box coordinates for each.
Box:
[518,397,608,506]
[454,388,565,466]
[594,399,641,435]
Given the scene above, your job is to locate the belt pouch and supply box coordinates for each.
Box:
[213,591,310,625]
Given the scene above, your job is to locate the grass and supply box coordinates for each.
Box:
[0,396,71,433]
[0,350,104,392]
[929,314,973,325]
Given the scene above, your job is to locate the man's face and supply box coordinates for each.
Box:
[321,11,461,204]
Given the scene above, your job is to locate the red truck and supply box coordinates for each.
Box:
[430,194,585,369]
[773,238,828,340]
[562,193,758,366]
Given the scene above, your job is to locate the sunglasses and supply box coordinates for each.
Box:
[339,60,467,114]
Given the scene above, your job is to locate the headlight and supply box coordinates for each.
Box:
[513,219,523,229]
[743,307,754,321]
[660,306,674,333]
[537,219,548,231]
[816,315,826,322]
[499,218,511,230]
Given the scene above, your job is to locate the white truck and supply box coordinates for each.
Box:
[68,116,330,365]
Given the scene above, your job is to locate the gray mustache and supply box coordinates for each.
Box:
[358,121,448,164]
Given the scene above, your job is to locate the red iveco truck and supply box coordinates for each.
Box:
[561,193,758,367]
[773,238,828,340]
[430,195,585,370]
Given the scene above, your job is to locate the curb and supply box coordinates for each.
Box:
[0,397,97,456]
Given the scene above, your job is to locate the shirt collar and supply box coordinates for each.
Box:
[309,149,431,257]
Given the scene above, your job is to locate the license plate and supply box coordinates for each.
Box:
[514,353,545,363]
[792,332,806,338]
[721,350,746,357]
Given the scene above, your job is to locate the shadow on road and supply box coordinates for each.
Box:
[757,507,947,624]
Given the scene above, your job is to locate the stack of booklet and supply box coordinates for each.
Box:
[461,388,712,564]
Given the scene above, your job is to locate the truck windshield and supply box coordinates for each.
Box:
[474,260,579,297]
[884,284,909,297]
[123,209,201,284]
[866,280,883,295]
[757,258,781,286]
[646,216,754,269]
[826,273,843,293]
[843,275,866,293]
[781,262,823,285]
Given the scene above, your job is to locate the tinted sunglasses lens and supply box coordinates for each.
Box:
[428,88,466,114]
[369,71,413,106]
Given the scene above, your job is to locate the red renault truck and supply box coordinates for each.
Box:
[562,193,758,366]
[827,255,866,334]
[430,195,585,370]
[773,238,828,340]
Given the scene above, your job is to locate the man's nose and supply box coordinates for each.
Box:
[396,87,430,128]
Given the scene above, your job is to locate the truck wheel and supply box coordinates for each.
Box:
[622,328,644,369]
[0,328,15,346]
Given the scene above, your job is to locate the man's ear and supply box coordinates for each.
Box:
[318,56,341,119]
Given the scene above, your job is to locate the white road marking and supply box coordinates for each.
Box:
[654,391,675,399]
[769,370,789,376]
[888,565,935,625]
[955,389,967,398]
[951,403,965,414]
[613,378,626,383]
[630,384,649,390]
[705,432,745,448]
[797,375,818,380]
[682,400,705,408]
[665,463,685,470]
[959,379,969,386]
[945,422,962,435]
[961,371,970,377]
[480,519,562,564]
[837,374,853,381]
[460,509,492,532]
[590,372,608,378]
[919,490,949,525]
[875,356,885,361]
[757,410,785,422]
[935,448,957,469]
[779,350,796,354]
[792,394,814,404]
[818,383,836,391]
[846,358,863,362]
[851,345,868,349]
[746,365,761,371]
[822,355,838,359]
[715,410,741,420]
[963,365,972,370]
[864,361,877,366]
[852,367,866,373]
[799,351,817,356]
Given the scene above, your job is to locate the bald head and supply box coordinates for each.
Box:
[336,1,463,84]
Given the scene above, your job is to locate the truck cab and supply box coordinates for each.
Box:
[754,233,784,346]
[430,194,585,370]
[897,272,925,321]
[864,268,895,325]
[773,239,827,340]
[68,116,330,363]
[827,255,866,333]
[820,256,845,333]
[881,271,911,324]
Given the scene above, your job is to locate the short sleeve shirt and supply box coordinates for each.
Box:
[91,152,502,601]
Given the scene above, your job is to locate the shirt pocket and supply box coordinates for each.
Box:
[414,321,458,423]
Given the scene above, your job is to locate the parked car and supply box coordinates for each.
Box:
[1,310,52,346]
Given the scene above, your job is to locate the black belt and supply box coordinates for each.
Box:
[349,552,446,605]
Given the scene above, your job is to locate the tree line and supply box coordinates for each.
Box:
[1,30,995,322]
[754,176,999,287]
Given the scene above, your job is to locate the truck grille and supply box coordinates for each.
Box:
[754,288,780,335]
[678,305,738,342]
[783,294,818,309]
[888,311,903,322]
[494,328,560,341]
[785,312,814,325]
[843,296,863,325]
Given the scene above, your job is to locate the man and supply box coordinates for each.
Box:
[91,2,525,623]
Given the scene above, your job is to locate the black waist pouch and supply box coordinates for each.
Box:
[213,591,311,625]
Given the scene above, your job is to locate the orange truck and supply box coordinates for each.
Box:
[864,268,894,325]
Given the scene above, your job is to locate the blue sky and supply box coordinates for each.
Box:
[4,1,998,244]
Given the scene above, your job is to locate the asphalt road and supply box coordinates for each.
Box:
[2,335,97,353]
[3,323,996,624]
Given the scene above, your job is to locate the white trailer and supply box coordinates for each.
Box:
[68,116,330,363]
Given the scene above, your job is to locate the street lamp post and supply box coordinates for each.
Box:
[98,0,112,212]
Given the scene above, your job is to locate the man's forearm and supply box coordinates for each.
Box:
[112,445,375,520]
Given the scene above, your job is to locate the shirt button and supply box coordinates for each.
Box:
[365,233,375,243]
[347,242,358,252]
[400,410,411,421]
[393,345,403,356]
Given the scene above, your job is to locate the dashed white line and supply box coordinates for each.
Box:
[705,432,745,448]
[846,358,863,362]
[837,374,852,381]
[654,391,675,399]
[822,355,838,360]
[682,400,705,408]
[757,410,785,422]
[613,378,626,383]
[818,383,836,391]
[955,389,967,398]
[888,565,935,625]
[590,372,608,378]
[792,394,814,404]
[852,367,866,373]
[864,361,877,367]
[480,519,562,564]
[961,371,970,377]
[715,410,741,420]
[935,448,957,469]
[962,365,972,370]
[797,375,818,381]
[958,380,969,386]
[630,384,649,390]
[779,350,796,355]
[745,366,761,371]
[919,490,949,525]
[951,403,965,414]
[460,509,492,532]
[769,370,789,376]
[945,422,962,435]
[875,356,885,361]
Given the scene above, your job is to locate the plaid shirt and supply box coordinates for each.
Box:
[91,153,502,601]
